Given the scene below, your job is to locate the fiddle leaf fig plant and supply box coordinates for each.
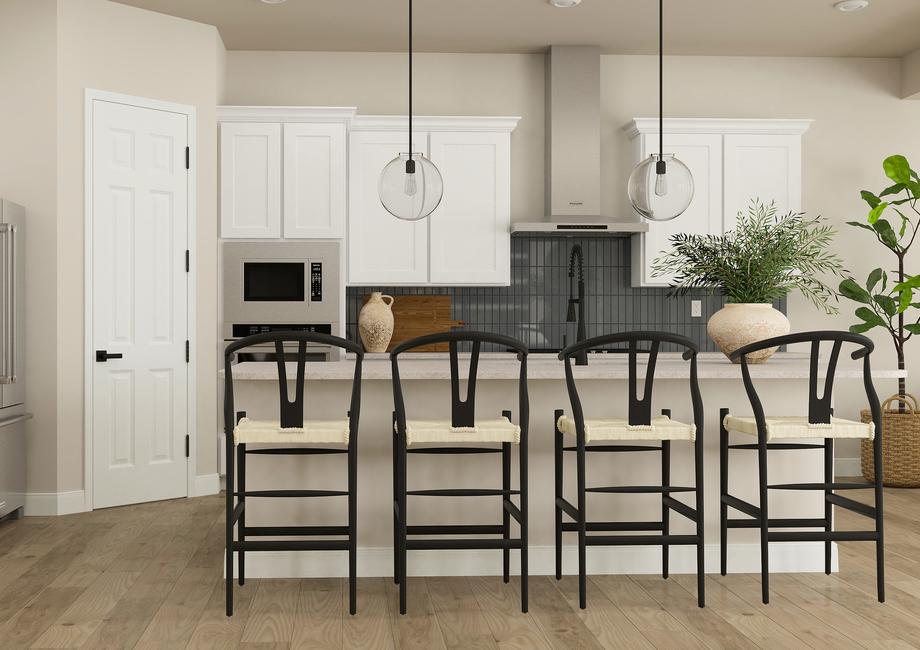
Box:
[839,154,920,400]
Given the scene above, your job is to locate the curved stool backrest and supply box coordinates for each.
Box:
[559,331,703,432]
[224,332,364,434]
[729,330,881,431]
[391,331,529,433]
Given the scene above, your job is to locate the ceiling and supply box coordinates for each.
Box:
[111,0,920,58]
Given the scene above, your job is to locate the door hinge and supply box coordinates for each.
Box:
[185,146,190,169]
[185,249,190,273]
[185,434,190,458]
[185,340,190,363]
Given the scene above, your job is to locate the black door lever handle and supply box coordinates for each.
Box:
[95,350,124,362]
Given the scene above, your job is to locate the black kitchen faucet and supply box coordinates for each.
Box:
[567,244,588,366]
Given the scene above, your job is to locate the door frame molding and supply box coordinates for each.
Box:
[83,89,197,511]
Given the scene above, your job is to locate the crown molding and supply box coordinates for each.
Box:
[351,115,521,133]
[623,117,813,138]
[217,106,358,124]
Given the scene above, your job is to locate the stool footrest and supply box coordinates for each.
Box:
[586,534,698,546]
[245,447,347,455]
[408,447,503,455]
[727,517,826,529]
[768,482,874,491]
[406,538,522,550]
[587,486,695,494]
[235,490,347,498]
[233,540,350,552]
[243,525,348,537]
[407,488,520,497]
[728,443,824,450]
[563,445,662,453]
[406,524,504,535]
[562,521,663,532]
[768,531,879,542]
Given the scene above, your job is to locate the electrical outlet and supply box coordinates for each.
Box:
[691,300,702,318]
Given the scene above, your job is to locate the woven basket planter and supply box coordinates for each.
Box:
[861,394,920,488]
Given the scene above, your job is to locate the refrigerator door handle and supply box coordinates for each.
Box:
[0,224,9,385]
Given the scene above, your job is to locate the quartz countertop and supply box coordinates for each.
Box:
[220,352,905,381]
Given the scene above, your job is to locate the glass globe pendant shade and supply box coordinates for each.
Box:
[627,153,694,222]
[378,153,443,221]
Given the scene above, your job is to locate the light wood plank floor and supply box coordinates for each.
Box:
[0,482,917,649]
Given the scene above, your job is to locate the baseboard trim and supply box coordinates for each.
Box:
[227,542,838,579]
[836,457,862,477]
[194,473,221,497]
[24,490,87,516]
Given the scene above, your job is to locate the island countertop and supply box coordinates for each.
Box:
[220,352,904,381]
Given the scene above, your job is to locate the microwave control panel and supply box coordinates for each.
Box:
[310,262,322,302]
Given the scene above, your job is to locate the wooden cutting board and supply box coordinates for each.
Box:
[362,294,463,352]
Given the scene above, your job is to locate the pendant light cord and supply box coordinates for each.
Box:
[408,0,413,162]
[657,0,666,175]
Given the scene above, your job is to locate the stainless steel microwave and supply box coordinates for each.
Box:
[222,240,341,343]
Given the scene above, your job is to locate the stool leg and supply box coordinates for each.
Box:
[695,433,706,608]
[392,412,399,586]
[348,435,357,616]
[520,422,529,614]
[661,408,672,580]
[398,427,408,615]
[824,437,833,575]
[502,438,511,584]
[237,443,246,587]
[225,439,235,616]
[874,430,885,602]
[554,409,564,581]
[758,433,770,604]
[577,429,587,610]
[720,408,729,577]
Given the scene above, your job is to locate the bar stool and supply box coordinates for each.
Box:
[720,331,884,605]
[391,331,529,615]
[555,331,705,609]
[223,332,364,616]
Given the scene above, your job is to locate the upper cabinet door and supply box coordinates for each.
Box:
[220,122,281,239]
[283,123,346,239]
[347,131,429,285]
[428,132,511,285]
[723,133,802,230]
[632,132,723,287]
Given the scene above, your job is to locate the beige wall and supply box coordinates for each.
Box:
[54,0,224,492]
[0,0,60,493]
[903,48,920,99]
[226,51,920,460]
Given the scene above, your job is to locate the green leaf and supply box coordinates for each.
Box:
[907,323,920,335]
[875,294,897,316]
[847,220,876,233]
[893,275,920,292]
[910,181,920,198]
[866,267,883,292]
[861,190,881,208]
[873,218,899,249]
[850,322,876,334]
[879,183,906,197]
[855,306,885,326]
[840,278,872,304]
[900,288,913,313]
[884,155,912,184]
[868,202,888,224]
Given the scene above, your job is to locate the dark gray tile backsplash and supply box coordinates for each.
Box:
[347,236,786,352]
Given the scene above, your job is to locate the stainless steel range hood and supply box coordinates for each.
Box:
[512,46,647,236]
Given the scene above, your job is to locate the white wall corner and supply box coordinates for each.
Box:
[24,490,87,516]
[835,457,862,478]
[194,473,221,497]
[902,48,920,99]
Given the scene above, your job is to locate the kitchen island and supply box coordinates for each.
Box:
[219,353,902,579]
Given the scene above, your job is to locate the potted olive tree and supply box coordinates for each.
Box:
[839,154,920,486]
[653,200,843,363]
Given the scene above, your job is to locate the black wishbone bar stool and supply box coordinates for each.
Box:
[223,332,364,616]
[556,331,705,609]
[391,331,529,615]
[720,330,884,605]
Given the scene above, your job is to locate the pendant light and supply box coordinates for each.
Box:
[378,0,443,221]
[627,0,694,222]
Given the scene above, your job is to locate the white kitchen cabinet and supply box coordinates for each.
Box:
[220,122,281,239]
[347,116,520,286]
[347,130,430,284]
[428,131,511,285]
[283,123,346,239]
[625,118,811,287]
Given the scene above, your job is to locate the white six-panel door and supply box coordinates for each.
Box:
[91,99,189,508]
[283,123,346,238]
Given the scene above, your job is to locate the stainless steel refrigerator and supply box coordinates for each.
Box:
[0,200,29,520]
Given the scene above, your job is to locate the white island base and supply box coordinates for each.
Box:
[219,353,901,579]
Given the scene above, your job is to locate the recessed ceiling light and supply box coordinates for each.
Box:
[834,0,869,12]
[260,0,288,4]
[549,0,582,7]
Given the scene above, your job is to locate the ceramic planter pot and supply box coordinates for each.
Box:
[358,292,395,353]
[707,303,790,363]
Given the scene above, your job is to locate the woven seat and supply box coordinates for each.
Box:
[723,415,874,442]
[556,415,696,443]
[233,417,351,445]
[398,417,521,446]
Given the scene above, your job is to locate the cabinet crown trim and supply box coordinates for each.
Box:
[352,115,521,133]
[217,106,358,124]
[623,117,813,138]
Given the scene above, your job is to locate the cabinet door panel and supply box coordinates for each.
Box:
[723,134,802,229]
[348,131,428,284]
[283,123,346,239]
[220,122,281,238]
[634,133,723,287]
[428,132,511,285]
